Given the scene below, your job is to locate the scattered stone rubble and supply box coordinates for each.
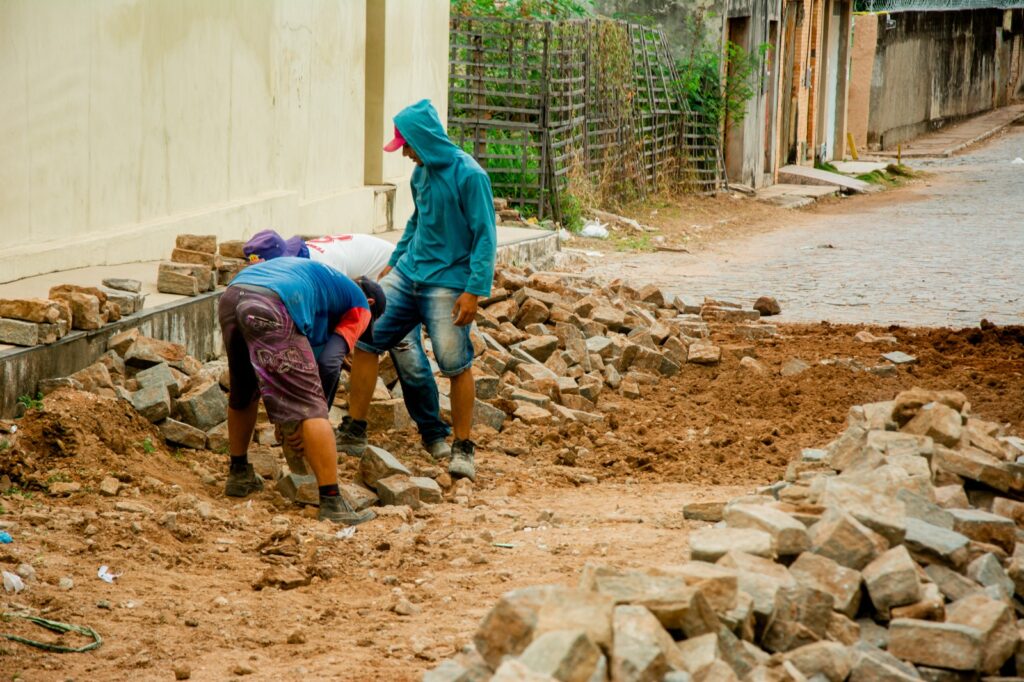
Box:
[31,267,788,513]
[426,387,1024,682]
[157,234,247,296]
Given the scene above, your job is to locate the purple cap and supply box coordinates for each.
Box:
[243,229,309,262]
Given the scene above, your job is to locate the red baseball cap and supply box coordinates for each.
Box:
[383,125,406,152]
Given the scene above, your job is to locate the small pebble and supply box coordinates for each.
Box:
[213,596,229,607]
[59,577,74,591]
[393,598,420,616]
[96,600,112,610]
[173,666,191,680]
[287,630,306,645]
[16,563,36,581]
[184,618,200,627]
[232,665,254,676]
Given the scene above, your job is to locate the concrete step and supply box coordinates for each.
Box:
[778,165,876,194]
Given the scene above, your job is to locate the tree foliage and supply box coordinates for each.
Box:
[451,0,591,20]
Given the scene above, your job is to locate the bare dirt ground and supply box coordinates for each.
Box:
[2,321,1023,681]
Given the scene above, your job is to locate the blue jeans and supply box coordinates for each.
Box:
[390,327,450,445]
[359,269,474,442]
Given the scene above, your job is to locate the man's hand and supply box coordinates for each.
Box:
[377,265,392,280]
[452,293,479,327]
[283,426,304,454]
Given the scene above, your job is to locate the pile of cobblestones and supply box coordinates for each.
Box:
[0,281,145,347]
[425,388,1024,681]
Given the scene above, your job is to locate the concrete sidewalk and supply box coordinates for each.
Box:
[875,104,1024,158]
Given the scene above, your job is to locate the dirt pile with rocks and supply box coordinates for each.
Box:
[427,386,1024,681]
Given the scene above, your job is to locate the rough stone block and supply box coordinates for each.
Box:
[717,550,796,618]
[49,291,103,330]
[515,298,550,327]
[473,399,507,431]
[519,335,559,362]
[0,319,56,346]
[159,418,207,449]
[924,564,983,603]
[762,584,834,653]
[206,421,229,452]
[517,629,603,682]
[473,585,614,670]
[684,502,725,522]
[808,509,889,570]
[218,240,246,259]
[948,508,1016,554]
[135,363,180,398]
[849,642,922,682]
[37,377,83,395]
[862,545,923,616]
[897,489,954,529]
[966,552,1014,600]
[515,404,553,425]
[788,552,862,618]
[131,385,171,422]
[889,582,944,621]
[475,374,500,400]
[367,398,412,431]
[338,482,378,511]
[611,605,686,681]
[275,473,318,505]
[359,446,412,488]
[102,277,142,293]
[690,527,775,562]
[583,566,719,637]
[902,402,962,447]
[409,476,443,504]
[175,234,217,253]
[948,594,1022,674]
[784,641,851,682]
[376,474,420,509]
[933,445,1023,494]
[157,264,200,296]
[903,518,970,571]
[173,245,221,266]
[724,503,809,556]
[0,298,64,324]
[124,336,188,369]
[176,380,228,430]
[687,343,721,365]
[818,479,907,547]
[888,619,984,671]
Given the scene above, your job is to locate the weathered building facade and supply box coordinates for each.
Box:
[848,4,1024,151]
[0,0,450,282]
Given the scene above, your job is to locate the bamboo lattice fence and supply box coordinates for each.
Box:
[448,16,723,222]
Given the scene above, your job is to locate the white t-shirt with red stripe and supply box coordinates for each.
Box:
[305,234,395,281]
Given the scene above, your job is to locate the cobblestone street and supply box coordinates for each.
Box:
[592,127,1024,327]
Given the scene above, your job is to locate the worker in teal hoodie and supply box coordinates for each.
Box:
[338,99,497,481]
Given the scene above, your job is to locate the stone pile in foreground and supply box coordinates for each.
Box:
[426,387,1024,681]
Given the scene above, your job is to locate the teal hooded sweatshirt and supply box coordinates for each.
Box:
[388,100,497,297]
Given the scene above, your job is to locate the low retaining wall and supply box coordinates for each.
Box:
[0,233,559,418]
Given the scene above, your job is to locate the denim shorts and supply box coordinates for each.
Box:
[356,269,474,377]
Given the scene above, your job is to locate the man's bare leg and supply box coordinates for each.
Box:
[336,348,380,456]
[448,366,477,481]
[227,400,259,456]
[301,418,339,486]
[449,366,475,441]
[346,348,380,421]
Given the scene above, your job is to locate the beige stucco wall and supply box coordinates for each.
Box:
[0,0,449,283]
[846,14,878,154]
